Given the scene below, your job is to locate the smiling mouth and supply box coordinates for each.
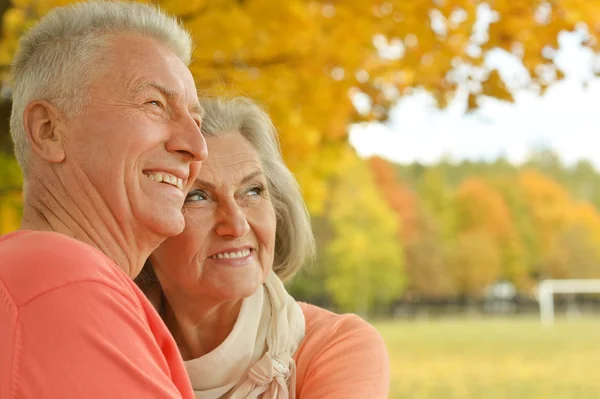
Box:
[144,171,184,190]
[208,249,252,260]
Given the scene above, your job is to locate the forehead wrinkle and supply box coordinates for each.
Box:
[132,80,202,118]
[208,153,262,172]
[132,80,177,98]
[198,155,264,189]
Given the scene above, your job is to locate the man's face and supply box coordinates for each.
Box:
[61,33,206,239]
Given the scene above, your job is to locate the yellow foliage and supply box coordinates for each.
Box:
[449,230,502,296]
[324,148,405,314]
[570,201,600,257]
[0,191,22,234]
[1,0,597,212]
[481,70,514,103]
[518,169,572,256]
[454,177,528,289]
[455,178,513,241]
[517,170,600,278]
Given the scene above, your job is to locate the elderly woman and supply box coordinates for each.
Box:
[138,97,389,398]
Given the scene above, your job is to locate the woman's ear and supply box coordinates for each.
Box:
[23,100,66,163]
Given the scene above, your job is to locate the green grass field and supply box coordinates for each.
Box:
[374,316,600,399]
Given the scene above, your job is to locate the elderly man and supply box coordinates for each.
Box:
[0,1,205,398]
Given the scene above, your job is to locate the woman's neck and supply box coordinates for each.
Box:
[162,294,244,360]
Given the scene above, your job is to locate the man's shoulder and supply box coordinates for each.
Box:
[0,230,129,307]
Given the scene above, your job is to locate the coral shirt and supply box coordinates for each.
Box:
[294,303,390,399]
[0,230,194,399]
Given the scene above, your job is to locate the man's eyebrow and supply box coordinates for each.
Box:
[133,81,204,117]
[133,81,177,98]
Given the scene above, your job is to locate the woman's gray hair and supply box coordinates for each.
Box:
[10,0,192,173]
[200,96,316,282]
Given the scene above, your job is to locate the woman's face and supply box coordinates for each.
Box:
[150,130,277,302]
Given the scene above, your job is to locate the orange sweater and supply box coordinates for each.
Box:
[0,231,194,398]
[294,303,390,399]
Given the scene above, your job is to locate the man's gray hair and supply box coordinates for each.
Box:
[199,96,316,282]
[10,0,192,173]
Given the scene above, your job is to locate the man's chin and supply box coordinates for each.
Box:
[145,210,185,239]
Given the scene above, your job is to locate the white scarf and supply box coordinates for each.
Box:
[184,271,305,399]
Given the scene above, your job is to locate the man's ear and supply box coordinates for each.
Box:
[23,100,67,163]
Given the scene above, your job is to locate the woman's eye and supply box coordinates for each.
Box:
[247,185,264,197]
[185,190,207,202]
[146,100,163,108]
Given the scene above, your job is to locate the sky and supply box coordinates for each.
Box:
[349,26,598,169]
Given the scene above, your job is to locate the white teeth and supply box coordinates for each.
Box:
[210,249,251,259]
[144,172,184,190]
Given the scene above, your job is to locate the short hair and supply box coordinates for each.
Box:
[198,97,316,282]
[10,0,192,173]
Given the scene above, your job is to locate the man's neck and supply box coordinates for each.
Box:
[20,174,158,278]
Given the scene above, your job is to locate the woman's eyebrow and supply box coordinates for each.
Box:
[240,170,264,185]
[194,170,265,190]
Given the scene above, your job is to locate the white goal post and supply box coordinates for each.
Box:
[537,279,600,326]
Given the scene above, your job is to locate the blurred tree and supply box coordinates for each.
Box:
[286,214,331,306]
[324,149,405,315]
[0,0,15,154]
[0,153,22,234]
[449,229,502,297]
[570,160,600,209]
[518,169,573,276]
[416,166,458,245]
[490,175,539,288]
[572,201,600,234]
[0,191,21,233]
[454,177,528,287]
[570,201,600,269]
[546,225,600,279]
[368,156,420,243]
[369,156,453,297]
[380,157,600,297]
[455,178,512,240]
[403,206,454,297]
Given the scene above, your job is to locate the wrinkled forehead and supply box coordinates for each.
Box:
[197,133,265,186]
[99,34,199,101]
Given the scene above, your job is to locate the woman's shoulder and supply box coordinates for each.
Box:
[293,302,390,398]
[298,302,380,339]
